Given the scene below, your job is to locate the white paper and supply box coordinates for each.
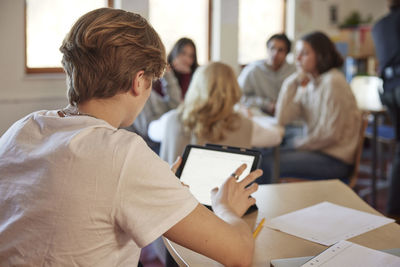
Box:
[301,240,400,267]
[252,114,277,127]
[265,202,395,246]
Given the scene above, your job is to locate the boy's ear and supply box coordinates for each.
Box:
[131,70,145,96]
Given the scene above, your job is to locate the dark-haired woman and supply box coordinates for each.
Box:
[153,37,199,99]
[127,38,198,153]
[265,31,361,182]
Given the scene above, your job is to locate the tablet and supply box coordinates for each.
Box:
[176,144,261,211]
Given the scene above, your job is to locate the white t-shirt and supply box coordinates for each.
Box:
[0,110,198,266]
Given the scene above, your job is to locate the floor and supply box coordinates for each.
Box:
[139,143,397,267]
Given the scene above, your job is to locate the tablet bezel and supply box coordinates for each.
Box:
[176,144,262,178]
[175,144,261,214]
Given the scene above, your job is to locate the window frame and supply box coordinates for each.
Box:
[238,0,287,65]
[148,0,212,65]
[24,0,114,74]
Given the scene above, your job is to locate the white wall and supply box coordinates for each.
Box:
[0,0,68,135]
[211,0,240,73]
[0,0,148,135]
[286,0,387,40]
[0,0,389,135]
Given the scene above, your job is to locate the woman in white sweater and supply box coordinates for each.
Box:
[265,31,361,182]
[149,61,284,165]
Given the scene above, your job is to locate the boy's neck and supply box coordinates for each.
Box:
[78,95,128,128]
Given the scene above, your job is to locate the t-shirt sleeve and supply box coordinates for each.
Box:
[113,136,198,248]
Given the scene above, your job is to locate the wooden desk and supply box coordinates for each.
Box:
[164,180,400,266]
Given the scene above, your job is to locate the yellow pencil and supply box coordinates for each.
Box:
[252,217,265,238]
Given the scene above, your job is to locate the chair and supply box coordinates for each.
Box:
[348,111,369,188]
[350,76,395,177]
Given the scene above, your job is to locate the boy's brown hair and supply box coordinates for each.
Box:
[60,8,166,106]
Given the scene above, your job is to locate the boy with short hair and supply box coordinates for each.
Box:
[0,8,260,266]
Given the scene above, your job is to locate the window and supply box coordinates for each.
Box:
[238,0,285,64]
[25,0,112,73]
[149,0,210,65]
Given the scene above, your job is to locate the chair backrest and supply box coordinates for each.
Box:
[348,111,369,188]
[350,76,384,112]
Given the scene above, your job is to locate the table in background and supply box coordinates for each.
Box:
[350,76,389,208]
[164,180,400,266]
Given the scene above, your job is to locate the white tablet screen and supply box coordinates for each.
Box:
[180,147,255,206]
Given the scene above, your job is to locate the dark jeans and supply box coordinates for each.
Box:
[258,148,352,184]
[380,85,400,215]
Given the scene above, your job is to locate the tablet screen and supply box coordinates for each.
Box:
[179,147,257,206]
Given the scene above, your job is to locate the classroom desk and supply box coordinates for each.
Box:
[163,180,400,266]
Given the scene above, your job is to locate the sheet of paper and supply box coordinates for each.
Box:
[301,240,400,267]
[265,201,395,246]
[252,114,277,127]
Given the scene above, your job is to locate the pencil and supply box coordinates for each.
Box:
[252,217,265,239]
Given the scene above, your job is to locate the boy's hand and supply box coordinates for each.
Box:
[211,164,262,217]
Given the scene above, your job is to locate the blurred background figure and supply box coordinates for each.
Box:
[238,33,295,116]
[372,0,400,219]
[149,61,284,165]
[126,37,199,153]
[261,31,361,184]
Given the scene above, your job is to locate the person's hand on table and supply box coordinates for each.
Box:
[211,164,261,217]
[263,101,276,116]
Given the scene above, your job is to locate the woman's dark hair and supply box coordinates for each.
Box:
[266,33,292,54]
[301,31,344,75]
[167,37,199,74]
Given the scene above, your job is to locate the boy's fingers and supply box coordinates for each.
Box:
[171,156,182,173]
[239,169,262,187]
[230,164,247,180]
[245,183,259,195]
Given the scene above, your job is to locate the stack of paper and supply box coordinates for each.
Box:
[301,240,400,267]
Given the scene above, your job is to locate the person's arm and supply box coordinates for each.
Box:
[275,73,304,126]
[149,69,182,120]
[164,164,261,267]
[148,111,171,142]
[160,70,182,109]
[294,72,348,150]
[238,65,275,113]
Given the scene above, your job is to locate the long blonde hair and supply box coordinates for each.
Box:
[180,62,242,142]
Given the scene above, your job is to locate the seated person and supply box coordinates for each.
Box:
[0,8,262,267]
[126,38,198,153]
[159,37,199,99]
[149,61,284,165]
[261,31,361,183]
[238,33,296,115]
